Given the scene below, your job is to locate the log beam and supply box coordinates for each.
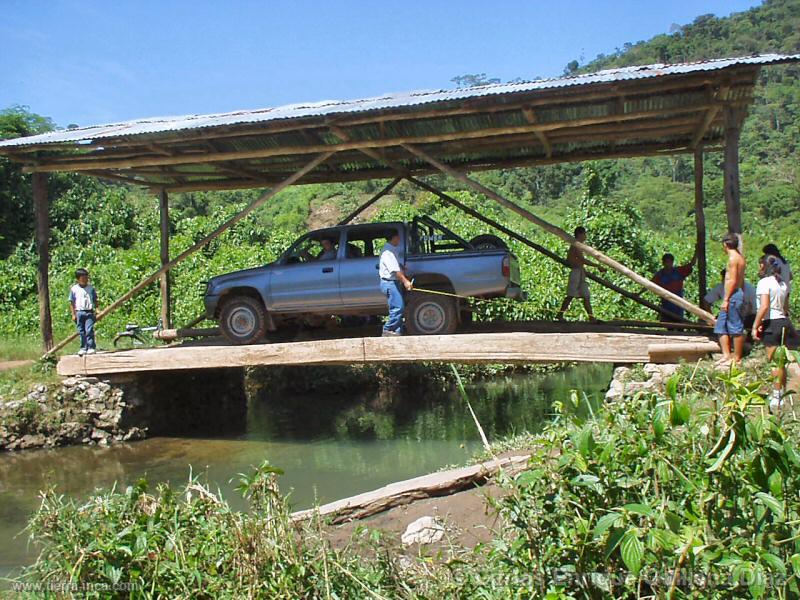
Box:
[43,152,333,357]
[32,173,53,351]
[691,85,729,149]
[523,106,552,157]
[401,143,716,324]
[57,331,716,376]
[723,105,743,234]
[694,150,708,309]
[158,189,171,328]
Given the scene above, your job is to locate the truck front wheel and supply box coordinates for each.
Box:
[219,296,268,345]
[406,293,458,335]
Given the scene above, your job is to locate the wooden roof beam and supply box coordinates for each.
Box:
[26,102,731,173]
[691,85,731,149]
[159,140,714,192]
[522,107,552,158]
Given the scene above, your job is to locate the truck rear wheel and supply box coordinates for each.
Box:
[219,295,268,345]
[406,293,458,335]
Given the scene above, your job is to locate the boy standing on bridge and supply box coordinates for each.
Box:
[557,226,604,322]
[69,268,98,356]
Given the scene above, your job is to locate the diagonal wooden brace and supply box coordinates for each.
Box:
[44,152,334,358]
[401,143,716,325]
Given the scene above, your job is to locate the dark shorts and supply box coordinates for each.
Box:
[761,318,796,347]
[713,288,744,336]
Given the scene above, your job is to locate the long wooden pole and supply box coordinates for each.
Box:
[405,176,686,321]
[402,144,716,324]
[43,152,333,357]
[723,106,743,234]
[32,173,53,351]
[158,188,171,328]
[337,177,402,225]
[694,150,708,309]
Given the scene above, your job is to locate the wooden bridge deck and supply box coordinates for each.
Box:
[57,327,718,377]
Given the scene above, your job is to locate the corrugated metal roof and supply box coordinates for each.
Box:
[1,53,797,149]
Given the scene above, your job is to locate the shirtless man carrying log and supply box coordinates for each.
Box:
[715,232,746,365]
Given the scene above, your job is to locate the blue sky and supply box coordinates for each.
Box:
[1,0,761,128]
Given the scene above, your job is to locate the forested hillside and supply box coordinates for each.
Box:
[1,0,798,346]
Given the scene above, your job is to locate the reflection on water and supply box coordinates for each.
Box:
[0,363,610,579]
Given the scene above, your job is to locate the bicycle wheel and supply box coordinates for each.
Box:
[113,332,138,349]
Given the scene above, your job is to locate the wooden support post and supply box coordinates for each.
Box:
[158,189,171,328]
[44,152,333,357]
[337,177,402,225]
[694,149,708,309]
[32,173,53,351]
[723,106,742,235]
[405,176,685,321]
[402,143,716,324]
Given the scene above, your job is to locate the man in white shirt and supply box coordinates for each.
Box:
[379,231,413,336]
[704,268,757,330]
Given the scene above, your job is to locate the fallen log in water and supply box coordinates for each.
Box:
[291,453,531,524]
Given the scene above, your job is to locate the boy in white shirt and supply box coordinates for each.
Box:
[69,268,99,356]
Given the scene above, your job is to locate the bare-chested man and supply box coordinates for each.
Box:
[715,232,746,365]
[557,226,605,322]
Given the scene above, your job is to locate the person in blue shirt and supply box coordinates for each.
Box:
[69,268,99,356]
[652,250,697,322]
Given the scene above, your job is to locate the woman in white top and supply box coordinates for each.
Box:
[763,244,792,308]
[752,255,796,411]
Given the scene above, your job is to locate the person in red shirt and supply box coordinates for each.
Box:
[652,250,697,322]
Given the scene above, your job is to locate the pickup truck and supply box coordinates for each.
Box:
[204,217,523,344]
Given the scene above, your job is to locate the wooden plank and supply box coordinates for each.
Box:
[56,332,716,376]
[27,104,721,173]
[158,189,171,328]
[362,332,712,364]
[694,150,708,308]
[32,173,53,351]
[648,342,720,364]
[44,152,333,358]
[402,144,717,325]
[292,453,532,524]
[58,337,367,376]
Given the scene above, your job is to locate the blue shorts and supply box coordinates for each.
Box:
[714,288,744,336]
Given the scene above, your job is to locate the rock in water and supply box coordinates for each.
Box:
[401,516,445,546]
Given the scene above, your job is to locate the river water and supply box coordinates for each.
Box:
[0,364,610,581]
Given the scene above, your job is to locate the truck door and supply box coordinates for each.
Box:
[269,230,345,311]
[338,225,403,308]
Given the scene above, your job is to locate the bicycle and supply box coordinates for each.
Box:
[112,320,163,349]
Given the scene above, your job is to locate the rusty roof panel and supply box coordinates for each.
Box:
[1,54,796,150]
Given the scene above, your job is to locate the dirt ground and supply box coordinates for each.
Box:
[0,360,33,372]
[327,482,503,554]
